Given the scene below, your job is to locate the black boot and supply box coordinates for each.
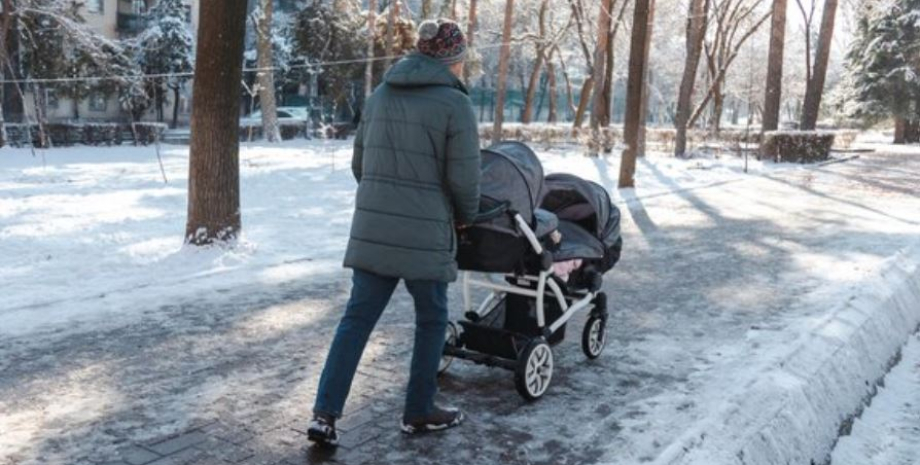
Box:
[307,413,339,446]
[401,406,464,435]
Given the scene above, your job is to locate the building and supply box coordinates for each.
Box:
[17,0,199,126]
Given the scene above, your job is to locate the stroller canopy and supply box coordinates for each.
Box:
[478,141,545,228]
[542,173,622,260]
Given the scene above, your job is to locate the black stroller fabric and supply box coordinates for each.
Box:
[541,173,622,272]
[457,142,546,272]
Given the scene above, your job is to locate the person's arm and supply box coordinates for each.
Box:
[445,100,481,225]
[352,119,365,183]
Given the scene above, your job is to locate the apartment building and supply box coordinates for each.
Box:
[22,0,199,125]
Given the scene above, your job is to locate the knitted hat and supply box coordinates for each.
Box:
[416,19,468,65]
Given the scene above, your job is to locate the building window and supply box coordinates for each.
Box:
[86,0,104,13]
[89,93,107,112]
[45,89,59,109]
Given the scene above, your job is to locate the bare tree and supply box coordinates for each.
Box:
[587,0,614,150]
[619,0,654,188]
[762,0,787,132]
[704,0,769,131]
[254,0,280,142]
[492,0,515,145]
[366,0,378,97]
[185,0,249,245]
[636,0,656,157]
[522,0,571,123]
[384,0,399,68]
[674,0,710,156]
[799,0,837,129]
[421,0,434,19]
[464,0,478,83]
[688,0,771,132]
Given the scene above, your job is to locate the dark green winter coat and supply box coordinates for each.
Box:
[343,53,481,282]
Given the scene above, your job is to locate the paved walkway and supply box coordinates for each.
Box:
[2,148,920,465]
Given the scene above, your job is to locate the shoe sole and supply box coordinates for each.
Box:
[400,411,464,435]
[307,429,338,447]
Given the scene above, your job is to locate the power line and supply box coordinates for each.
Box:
[0,41,527,85]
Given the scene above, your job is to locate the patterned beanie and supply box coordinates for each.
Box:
[416,19,468,65]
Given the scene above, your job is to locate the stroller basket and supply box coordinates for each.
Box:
[459,293,565,360]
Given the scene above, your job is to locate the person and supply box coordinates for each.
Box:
[307,19,481,446]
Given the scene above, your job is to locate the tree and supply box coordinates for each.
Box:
[295,1,364,114]
[137,0,194,128]
[674,0,710,156]
[253,0,280,142]
[799,0,838,129]
[762,0,787,132]
[690,0,771,133]
[619,0,654,188]
[840,0,920,143]
[185,0,248,245]
[365,0,377,97]
[586,0,614,156]
[492,0,514,145]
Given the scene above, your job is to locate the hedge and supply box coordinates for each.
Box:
[760,131,836,163]
[1,122,166,148]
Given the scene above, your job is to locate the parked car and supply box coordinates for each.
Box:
[240,107,310,127]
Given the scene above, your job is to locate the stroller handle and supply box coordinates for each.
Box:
[473,200,512,224]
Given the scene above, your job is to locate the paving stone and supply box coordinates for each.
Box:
[143,447,213,465]
[195,437,254,463]
[119,445,161,465]
[148,431,209,456]
[336,406,377,432]
[336,425,385,451]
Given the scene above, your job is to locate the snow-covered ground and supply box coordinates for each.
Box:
[831,332,920,465]
[0,139,780,337]
[2,136,920,465]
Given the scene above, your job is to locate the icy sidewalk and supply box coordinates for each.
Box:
[830,332,920,465]
[1,139,920,465]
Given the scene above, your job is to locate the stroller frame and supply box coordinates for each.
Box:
[442,213,609,401]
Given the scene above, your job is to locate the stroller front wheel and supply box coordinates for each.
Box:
[514,338,554,401]
[581,314,607,359]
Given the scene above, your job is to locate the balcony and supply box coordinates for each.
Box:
[117,12,148,35]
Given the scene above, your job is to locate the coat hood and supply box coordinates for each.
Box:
[383,53,468,93]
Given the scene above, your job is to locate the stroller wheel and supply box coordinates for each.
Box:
[582,314,607,359]
[438,322,459,376]
[514,339,554,401]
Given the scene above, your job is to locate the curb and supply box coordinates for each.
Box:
[653,241,920,465]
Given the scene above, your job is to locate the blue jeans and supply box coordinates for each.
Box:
[313,269,448,420]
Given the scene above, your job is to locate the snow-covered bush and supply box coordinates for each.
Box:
[760,131,836,163]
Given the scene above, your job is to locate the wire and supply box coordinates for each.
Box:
[0,41,526,85]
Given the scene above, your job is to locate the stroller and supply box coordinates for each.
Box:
[441,141,622,401]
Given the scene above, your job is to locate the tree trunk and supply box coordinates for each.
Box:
[492,0,515,145]
[711,78,723,134]
[421,0,433,18]
[674,0,708,157]
[365,0,377,96]
[256,0,279,142]
[620,0,653,188]
[573,77,593,128]
[587,0,614,156]
[800,0,837,130]
[464,0,478,83]
[894,117,907,144]
[185,0,248,245]
[547,62,558,123]
[521,0,549,124]
[556,49,577,119]
[384,0,397,69]
[172,85,181,128]
[762,0,787,132]
[637,0,656,157]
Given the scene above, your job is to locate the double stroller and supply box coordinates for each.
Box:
[440,141,622,401]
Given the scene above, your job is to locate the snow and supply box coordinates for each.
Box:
[0,139,787,337]
[831,332,920,465]
[2,135,920,465]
